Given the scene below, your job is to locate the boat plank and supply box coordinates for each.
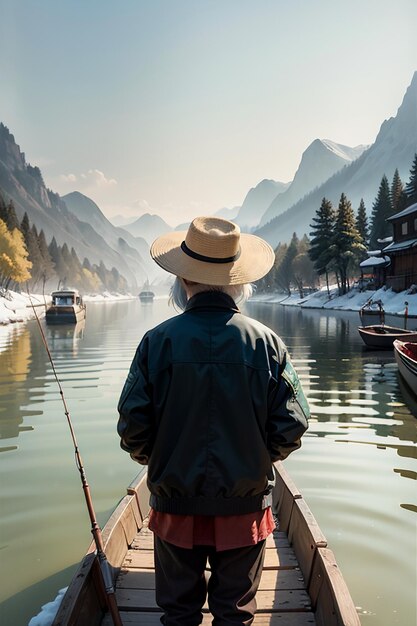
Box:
[115,588,311,612]
[116,568,306,592]
[130,529,291,551]
[309,547,360,626]
[288,498,327,585]
[103,611,317,625]
[122,545,298,570]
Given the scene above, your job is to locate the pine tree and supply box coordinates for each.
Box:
[275,233,298,296]
[37,229,55,291]
[405,153,417,207]
[369,175,393,248]
[355,199,369,254]
[293,235,317,297]
[20,213,42,287]
[391,169,407,214]
[331,193,365,295]
[0,191,7,225]
[309,197,336,295]
[83,257,92,272]
[48,238,67,287]
[0,197,20,232]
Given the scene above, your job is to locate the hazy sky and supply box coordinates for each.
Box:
[1,0,416,225]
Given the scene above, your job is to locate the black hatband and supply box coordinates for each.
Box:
[181,241,241,264]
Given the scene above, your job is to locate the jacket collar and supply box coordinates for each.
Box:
[185,291,240,313]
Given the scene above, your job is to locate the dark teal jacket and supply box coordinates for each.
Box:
[117,291,309,515]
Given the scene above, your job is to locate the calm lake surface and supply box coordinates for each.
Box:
[0,298,416,626]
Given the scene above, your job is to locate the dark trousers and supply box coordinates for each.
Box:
[154,536,266,626]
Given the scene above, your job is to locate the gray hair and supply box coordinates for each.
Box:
[169,277,253,311]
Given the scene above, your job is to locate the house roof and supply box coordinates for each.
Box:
[383,237,417,252]
[387,202,417,221]
[360,255,390,268]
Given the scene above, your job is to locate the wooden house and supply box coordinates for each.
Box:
[359,252,390,290]
[383,202,417,292]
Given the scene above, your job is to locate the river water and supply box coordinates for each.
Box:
[0,298,416,626]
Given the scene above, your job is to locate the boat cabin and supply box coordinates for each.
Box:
[383,202,417,291]
[51,290,83,306]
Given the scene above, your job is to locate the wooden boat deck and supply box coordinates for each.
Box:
[102,517,316,625]
[53,463,360,626]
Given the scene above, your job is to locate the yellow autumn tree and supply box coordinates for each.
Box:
[0,219,32,287]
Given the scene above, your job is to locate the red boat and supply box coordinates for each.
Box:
[393,340,417,396]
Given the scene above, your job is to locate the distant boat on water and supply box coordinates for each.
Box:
[138,280,155,303]
[45,289,86,324]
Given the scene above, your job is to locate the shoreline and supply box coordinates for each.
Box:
[0,290,137,326]
[1,285,416,328]
[250,285,417,319]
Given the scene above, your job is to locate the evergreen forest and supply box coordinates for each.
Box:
[256,153,417,296]
[0,190,129,293]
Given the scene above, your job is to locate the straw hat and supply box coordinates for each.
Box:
[150,216,275,285]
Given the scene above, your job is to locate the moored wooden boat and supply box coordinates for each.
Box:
[46,289,86,324]
[359,299,385,327]
[51,464,360,626]
[394,340,417,397]
[358,325,417,349]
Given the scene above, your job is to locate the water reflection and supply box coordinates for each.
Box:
[0,300,416,626]
[46,320,85,357]
[0,326,45,445]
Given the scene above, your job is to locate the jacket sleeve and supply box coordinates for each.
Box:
[266,350,310,462]
[117,334,154,465]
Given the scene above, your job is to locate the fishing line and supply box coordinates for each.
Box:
[26,287,123,626]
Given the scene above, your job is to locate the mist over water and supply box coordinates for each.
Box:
[0,298,415,625]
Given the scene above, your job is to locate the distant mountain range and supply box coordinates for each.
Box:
[254,71,417,247]
[258,140,368,228]
[234,180,290,230]
[0,127,155,289]
[1,71,415,283]
[122,213,172,245]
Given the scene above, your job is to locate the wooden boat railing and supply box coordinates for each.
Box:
[52,464,360,626]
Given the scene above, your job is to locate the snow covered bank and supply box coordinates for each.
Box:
[0,290,138,326]
[0,291,48,325]
[251,285,417,317]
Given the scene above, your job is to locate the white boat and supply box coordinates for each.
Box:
[45,289,86,324]
[393,340,417,397]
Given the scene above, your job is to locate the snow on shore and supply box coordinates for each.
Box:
[2,285,416,328]
[251,284,417,317]
[0,290,136,326]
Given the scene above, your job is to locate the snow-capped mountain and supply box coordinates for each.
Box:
[234,180,290,230]
[259,139,368,227]
[254,71,417,248]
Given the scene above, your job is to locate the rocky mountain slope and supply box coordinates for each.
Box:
[0,126,153,288]
[255,72,417,247]
[235,179,290,230]
[259,139,367,227]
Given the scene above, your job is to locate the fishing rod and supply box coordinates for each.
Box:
[27,289,123,626]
